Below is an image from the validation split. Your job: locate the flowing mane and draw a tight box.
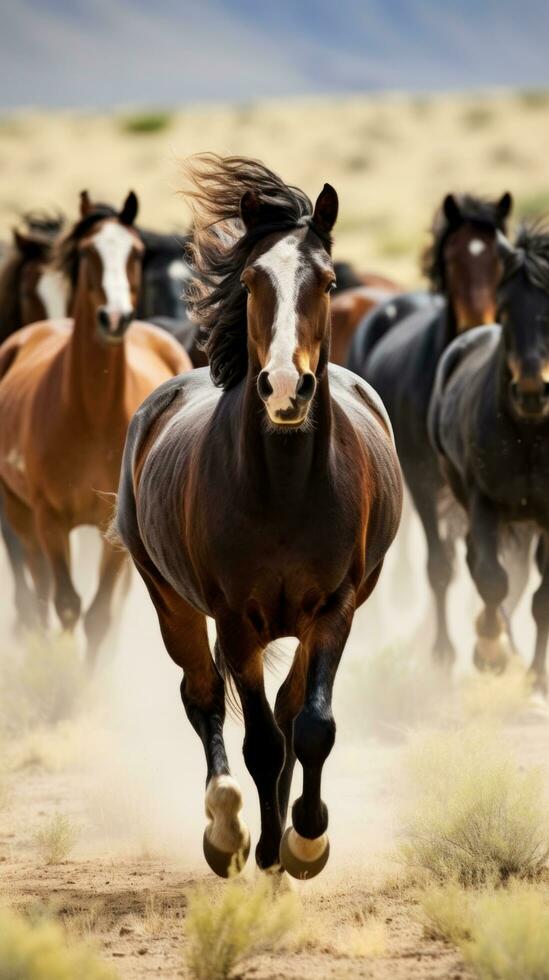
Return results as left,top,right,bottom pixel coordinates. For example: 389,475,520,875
421,193,508,292
505,219,549,294
183,153,330,389
54,202,117,286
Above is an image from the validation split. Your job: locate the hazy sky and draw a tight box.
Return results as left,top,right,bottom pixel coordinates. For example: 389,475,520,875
1,0,548,109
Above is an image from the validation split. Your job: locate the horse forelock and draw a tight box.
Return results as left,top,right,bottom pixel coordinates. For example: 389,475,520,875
182,154,332,390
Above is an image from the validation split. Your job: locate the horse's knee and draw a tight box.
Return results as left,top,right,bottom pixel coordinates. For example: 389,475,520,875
293,704,336,769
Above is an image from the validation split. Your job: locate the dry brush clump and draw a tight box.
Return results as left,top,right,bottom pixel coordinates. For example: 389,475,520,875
0,906,117,980
185,876,299,980
34,812,79,865
400,728,549,885
420,882,549,980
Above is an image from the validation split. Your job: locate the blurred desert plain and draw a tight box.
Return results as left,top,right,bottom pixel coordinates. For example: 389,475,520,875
2,88,549,283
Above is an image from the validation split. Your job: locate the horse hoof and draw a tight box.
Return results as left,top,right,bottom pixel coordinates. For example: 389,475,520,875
279,827,330,880
473,633,512,674
203,828,250,878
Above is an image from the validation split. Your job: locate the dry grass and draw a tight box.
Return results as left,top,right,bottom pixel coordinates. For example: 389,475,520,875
459,661,530,724
2,90,549,284
420,882,549,980
0,906,117,980
185,877,299,980
400,729,549,885
0,633,85,738
34,812,79,865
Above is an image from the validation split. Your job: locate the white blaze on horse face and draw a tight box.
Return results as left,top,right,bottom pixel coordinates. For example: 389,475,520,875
256,236,303,413
468,238,487,257
93,223,134,314
36,270,69,320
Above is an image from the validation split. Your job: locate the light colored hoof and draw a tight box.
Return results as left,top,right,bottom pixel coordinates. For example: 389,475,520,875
473,630,513,674
279,827,330,881
203,775,250,879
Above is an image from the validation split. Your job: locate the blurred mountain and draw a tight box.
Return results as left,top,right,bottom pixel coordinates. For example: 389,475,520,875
1,0,548,108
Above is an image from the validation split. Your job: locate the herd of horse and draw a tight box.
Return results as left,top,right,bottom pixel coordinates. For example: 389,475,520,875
0,152,548,882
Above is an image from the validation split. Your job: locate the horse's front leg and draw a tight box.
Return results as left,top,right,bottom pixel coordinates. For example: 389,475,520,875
466,492,511,672
83,538,130,668
34,505,81,632
217,625,285,872
279,587,353,880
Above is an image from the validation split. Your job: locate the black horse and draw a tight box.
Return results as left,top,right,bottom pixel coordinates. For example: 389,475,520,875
429,222,549,696
137,228,191,320
348,191,512,666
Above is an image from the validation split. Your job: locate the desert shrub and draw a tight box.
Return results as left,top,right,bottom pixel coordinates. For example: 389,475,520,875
119,111,172,135
0,907,116,980
0,633,84,737
517,88,549,109
185,877,299,980
420,882,549,980
462,885,549,980
34,812,78,865
400,729,549,885
461,105,494,129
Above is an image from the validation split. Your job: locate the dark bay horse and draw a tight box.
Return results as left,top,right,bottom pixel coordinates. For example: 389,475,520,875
348,191,512,667
429,223,549,695
0,211,66,343
113,155,402,879
0,192,191,660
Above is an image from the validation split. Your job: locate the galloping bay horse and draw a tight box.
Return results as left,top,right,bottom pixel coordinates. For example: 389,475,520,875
0,191,191,660
113,155,402,880
429,223,549,696
349,191,512,667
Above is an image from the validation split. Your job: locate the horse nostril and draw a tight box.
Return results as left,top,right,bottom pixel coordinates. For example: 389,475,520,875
97,308,110,329
296,372,316,402
257,370,273,401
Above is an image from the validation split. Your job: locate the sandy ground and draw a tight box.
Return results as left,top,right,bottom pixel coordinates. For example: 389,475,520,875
1,89,549,283
1,511,548,978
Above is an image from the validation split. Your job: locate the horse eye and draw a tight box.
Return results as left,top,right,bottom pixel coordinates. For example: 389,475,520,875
241,281,250,294
326,281,336,294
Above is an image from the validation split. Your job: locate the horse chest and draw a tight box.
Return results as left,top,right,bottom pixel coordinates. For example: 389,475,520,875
473,429,549,525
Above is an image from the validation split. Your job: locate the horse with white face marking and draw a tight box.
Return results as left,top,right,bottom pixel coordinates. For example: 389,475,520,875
0,190,191,657
113,155,402,880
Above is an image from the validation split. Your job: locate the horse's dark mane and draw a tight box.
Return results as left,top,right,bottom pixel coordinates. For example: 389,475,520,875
183,153,329,389
506,219,549,295
421,194,508,292
54,203,118,285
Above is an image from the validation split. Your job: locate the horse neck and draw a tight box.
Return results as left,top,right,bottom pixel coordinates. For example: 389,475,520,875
239,362,332,494
65,282,126,426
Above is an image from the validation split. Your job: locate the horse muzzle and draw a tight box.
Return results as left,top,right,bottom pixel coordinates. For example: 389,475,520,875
509,379,549,422
96,307,134,344
257,369,316,427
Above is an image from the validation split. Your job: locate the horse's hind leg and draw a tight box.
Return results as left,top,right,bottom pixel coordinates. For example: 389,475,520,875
466,493,511,673
34,505,80,632
409,478,456,669
83,539,130,668
136,565,250,877
529,533,549,697
279,585,354,880
1,486,50,630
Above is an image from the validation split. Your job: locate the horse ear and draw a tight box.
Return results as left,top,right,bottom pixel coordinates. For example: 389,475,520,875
497,191,513,224
443,193,461,226
120,191,139,226
239,190,263,230
312,183,339,235
80,190,92,218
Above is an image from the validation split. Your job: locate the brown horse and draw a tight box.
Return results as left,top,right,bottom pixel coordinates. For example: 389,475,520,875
330,283,399,365
113,155,402,880
0,191,191,661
